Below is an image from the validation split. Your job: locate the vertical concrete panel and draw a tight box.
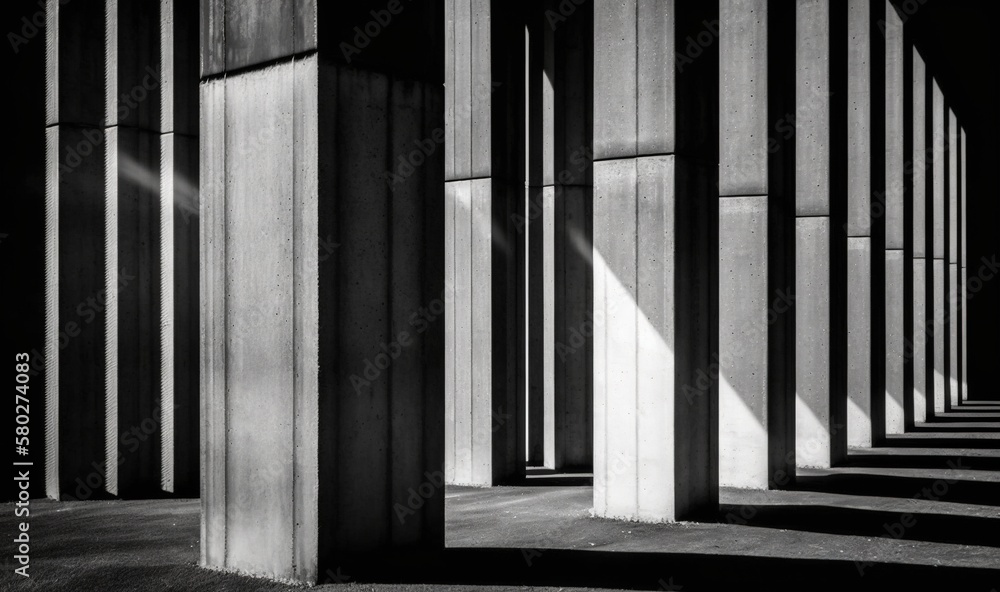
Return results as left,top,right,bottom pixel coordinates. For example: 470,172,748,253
44,126,60,499
933,259,945,415
796,217,835,467
885,251,905,433
223,64,295,577
719,196,770,487
636,156,675,521
795,0,830,217
847,238,872,447
912,261,927,423
470,0,492,177
542,186,556,467
334,69,391,549
592,159,637,519
719,0,768,197
292,56,319,582
452,0,472,179
199,77,226,568
470,179,493,485
451,181,473,484
636,0,675,155
593,0,636,160
444,182,457,479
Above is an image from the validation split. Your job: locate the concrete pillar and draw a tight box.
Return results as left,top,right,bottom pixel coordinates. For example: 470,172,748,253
846,0,887,448
593,0,718,521
883,1,905,436
159,0,200,496
795,0,848,468
958,128,969,401
445,0,524,486
104,0,162,499
948,108,959,409
44,0,108,499
931,79,945,417
719,0,795,490
200,1,445,582
525,0,593,471
910,49,929,425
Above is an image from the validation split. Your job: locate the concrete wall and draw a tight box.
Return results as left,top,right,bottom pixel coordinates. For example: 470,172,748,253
931,79,945,416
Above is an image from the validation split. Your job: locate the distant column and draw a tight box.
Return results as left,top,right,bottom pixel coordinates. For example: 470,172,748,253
948,109,959,409
910,49,929,425
45,0,108,500
593,0,718,521
445,0,525,486
960,128,968,402
104,0,162,499
795,0,848,468
719,0,796,490
931,80,945,417
883,1,906,436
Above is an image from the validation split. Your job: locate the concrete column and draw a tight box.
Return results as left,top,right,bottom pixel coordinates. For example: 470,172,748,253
795,0,848,468
719,0,795,490
445,0,524,486
948,108,959,409
846,0,887,448
200,1,445,582
883,1,905,436
159,0,200,496
44,0,108,499
931,79,945,417
960,128,967,402
910,49,929,425
525,0,593,471
104,0,162,499
593,0,718,521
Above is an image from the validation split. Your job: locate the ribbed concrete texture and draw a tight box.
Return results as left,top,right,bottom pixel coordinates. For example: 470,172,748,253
444,0,524,486
524,2,593,471
159,0,200,496
883,0,905,436
104,0,162,499
45,0,108,500
593,0,718,522
931,80,946,416
200,1,444,583
794,0,848,469
718,0,795,490
910,49,929,425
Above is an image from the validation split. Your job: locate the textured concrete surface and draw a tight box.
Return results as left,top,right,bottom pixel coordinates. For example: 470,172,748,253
718,0,795,490
911,49,928,425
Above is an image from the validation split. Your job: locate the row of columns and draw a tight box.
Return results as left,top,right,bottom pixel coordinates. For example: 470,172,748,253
44,0,199,500
443,0,971,513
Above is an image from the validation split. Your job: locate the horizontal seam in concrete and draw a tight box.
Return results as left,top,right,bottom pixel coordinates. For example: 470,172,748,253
886,247,904,252
448,175,492,182
199,49,318,82
45,121,108,129
104,123,161,132
794,214,832,219
719,193,768,199
160,131,199,140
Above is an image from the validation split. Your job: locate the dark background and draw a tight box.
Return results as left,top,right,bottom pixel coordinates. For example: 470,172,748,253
3,0,997,492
